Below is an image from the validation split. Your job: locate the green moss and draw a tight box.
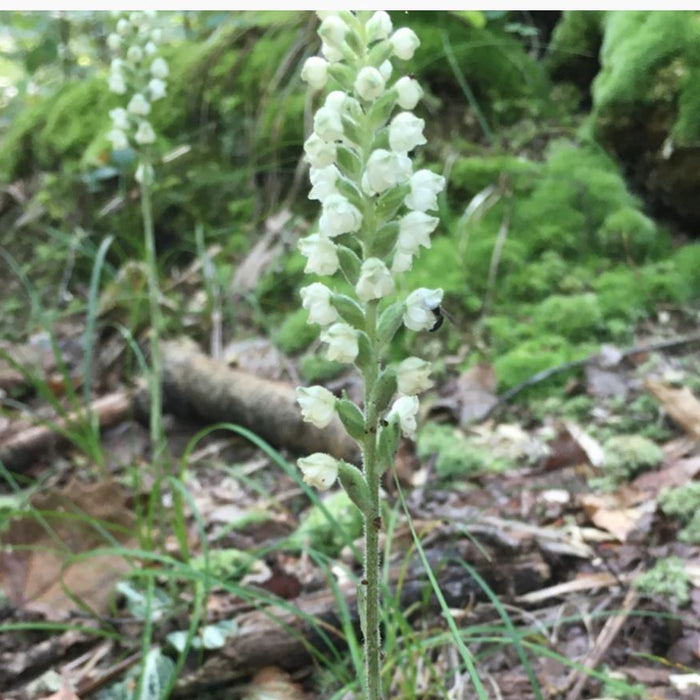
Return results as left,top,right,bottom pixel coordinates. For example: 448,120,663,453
289,490,363,557
635,556,691,607
672,243,700,300
190,548,257,582
599,207,658,259
299,353,346,383
659,482,700,544
603,434,663,481
417,422,507,477
449,154,539,200
546,12,604,83
532,293,603,342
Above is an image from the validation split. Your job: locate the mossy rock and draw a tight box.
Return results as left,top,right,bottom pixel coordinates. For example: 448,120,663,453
592,11,700,227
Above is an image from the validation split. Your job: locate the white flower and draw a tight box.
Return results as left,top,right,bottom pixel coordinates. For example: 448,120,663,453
366,11,393,42
108,72,127,95
394,76,423,110
134,120,156,145
314,106,344,142
107,33,121,51
403,287,443,332
390,27,420,60
109,107,129,130
297,453,339,490
298,234,339,276
362,149,412,195
321,323,360,363
151,28,162,43
391,249,413,273
319,194,363,237
387,395,419,439
405,169,445,211
129,11,144,26
148,78,167,101
304,133,337,168
150,57,169,79
108,128,129,150
296,386,337,429
318,14,348,48
397,211,438,255
324,90,346,113
144,41,157,56
396,357,433,395
308,165,339,201
355,257,395,302
389,112,426,153
321,41,344,63
379,60,393,81
127,93,150,116
135,162,154,184
354,66,385,102
126,44,143,63
110,58,125,73
301,56,329,90
300,283,339,326
116,18,130,36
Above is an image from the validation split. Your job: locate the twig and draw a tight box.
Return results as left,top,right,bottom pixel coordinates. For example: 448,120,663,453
482,331,700,419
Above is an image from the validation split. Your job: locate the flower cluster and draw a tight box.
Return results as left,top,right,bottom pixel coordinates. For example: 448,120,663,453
295,11,445,493
106,11,168,184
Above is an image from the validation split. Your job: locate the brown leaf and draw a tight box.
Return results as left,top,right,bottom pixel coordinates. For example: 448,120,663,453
645,380,700,439
0,479,136,620
456,363,498,426
243,666,304,700
579,493,656,543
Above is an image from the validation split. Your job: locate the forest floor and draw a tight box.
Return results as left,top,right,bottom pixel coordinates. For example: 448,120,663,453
1,300,699,700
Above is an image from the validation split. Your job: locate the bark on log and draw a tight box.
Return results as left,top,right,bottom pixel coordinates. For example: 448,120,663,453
173,535,551,695
150,337,359,463
0,392,132,472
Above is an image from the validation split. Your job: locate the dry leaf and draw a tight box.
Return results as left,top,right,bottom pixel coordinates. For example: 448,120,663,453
645,380,700,439
0,479,136,620
243,666,304,700
37,679,81,700
580,493,655,543
457,363,498,426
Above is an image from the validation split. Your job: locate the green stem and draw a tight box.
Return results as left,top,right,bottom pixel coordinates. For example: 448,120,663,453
140,166,166,547
362,300,383,700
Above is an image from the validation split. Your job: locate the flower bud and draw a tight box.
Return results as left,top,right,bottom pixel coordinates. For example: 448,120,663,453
355,257,395,302
127,93,151,116
390,27,420,60
362,149,412,195
297,453,339,490
135,162,154,184
394,76,423,110
108,72,127,95
396,357,433,395
148,78,167,101
150,57,169,79
144,41,157,55
391,249,413,273
151,28,162,43
366,11,393,42
304,133,337,168
397,211,438,255
314,106,344,142
324,90,347,113
389,112,426,153
320,322,360,363
403,287,443,332
318,14,348,48
296,386,337,429
298,234,340,276
319,193,363,237
354,66,385,102
300,282,339,326
109,107,130,130
134,120,156,145
321,41,344,63
116,18,130,36
127,44,143,63
107,33,121,51
301,56,329,90
108,128,129,150
405,169,445,212
308,165,339,201
379,60,393,81
387,395,419,439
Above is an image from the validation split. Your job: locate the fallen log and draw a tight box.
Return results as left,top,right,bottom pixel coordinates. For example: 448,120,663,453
143,337,359,463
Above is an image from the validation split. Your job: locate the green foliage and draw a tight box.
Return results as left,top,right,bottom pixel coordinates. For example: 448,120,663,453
417,422,506,477
289,490,363,557
532,293,603,342
593,434,663,491
546,11,604,83
190,548,257,581
659,482,700,544
599,207,658,259
635,556,691,607
449,154,539,201
299,353,346,383
272,307,319,354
